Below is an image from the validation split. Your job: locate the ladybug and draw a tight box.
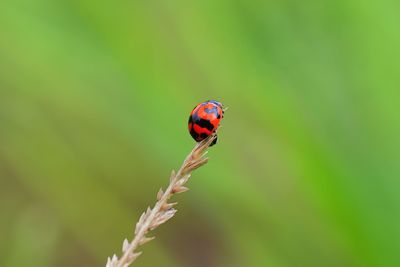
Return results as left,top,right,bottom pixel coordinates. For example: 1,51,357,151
188,100,224,146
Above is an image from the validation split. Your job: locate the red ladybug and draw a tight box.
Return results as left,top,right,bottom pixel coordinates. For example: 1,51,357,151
188,100,224,146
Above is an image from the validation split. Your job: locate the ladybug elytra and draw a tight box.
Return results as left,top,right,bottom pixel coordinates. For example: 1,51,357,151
188,100,224,146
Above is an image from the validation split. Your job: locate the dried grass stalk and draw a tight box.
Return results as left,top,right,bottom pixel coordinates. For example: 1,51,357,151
106,133,218,267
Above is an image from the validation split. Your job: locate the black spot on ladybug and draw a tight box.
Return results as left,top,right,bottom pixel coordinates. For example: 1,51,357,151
196,118,215,131
190,112,215,131
190,129,199,140
200,133,208,139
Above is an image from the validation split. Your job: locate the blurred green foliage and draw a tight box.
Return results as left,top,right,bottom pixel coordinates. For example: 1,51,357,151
1,0,399,266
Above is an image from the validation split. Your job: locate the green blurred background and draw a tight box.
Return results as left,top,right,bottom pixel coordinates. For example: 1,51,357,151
1,0,399,266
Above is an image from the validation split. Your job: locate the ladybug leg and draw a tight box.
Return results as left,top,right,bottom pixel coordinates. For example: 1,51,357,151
210,135,218,147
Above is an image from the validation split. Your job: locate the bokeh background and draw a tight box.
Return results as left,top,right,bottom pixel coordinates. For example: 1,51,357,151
1,0,399,266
